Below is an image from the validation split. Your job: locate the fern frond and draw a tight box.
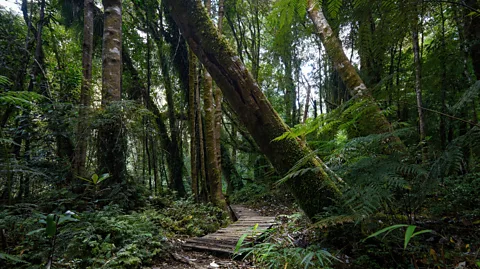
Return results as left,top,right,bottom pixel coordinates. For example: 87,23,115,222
0,75,12,88
326,0,343,18
452,80,480,114
0,91,44,108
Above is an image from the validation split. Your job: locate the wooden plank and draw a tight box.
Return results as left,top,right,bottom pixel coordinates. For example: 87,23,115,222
182,205,276,255
183,243,234,254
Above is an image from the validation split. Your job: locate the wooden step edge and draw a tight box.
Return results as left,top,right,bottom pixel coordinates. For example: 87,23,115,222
182,243,234,254
185,238,239,245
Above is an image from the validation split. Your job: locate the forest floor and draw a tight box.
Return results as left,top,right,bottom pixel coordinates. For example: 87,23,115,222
158,249,254,269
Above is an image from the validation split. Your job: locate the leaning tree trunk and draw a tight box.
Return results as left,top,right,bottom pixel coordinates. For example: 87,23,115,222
73,0,94,178
98,0,126,183
164,0,339,219
306,0,400,139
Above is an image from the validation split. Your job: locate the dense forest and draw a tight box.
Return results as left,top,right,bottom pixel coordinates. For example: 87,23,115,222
1,0,479,267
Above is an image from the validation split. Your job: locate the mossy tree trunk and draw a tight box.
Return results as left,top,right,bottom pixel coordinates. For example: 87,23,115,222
214,0,225,181
164,0,339,219
197,80,209,202
202,0,226,210
306,0,402,141
189,48,199,201
73,0,94,178
98,0,126,183
203,70,225,208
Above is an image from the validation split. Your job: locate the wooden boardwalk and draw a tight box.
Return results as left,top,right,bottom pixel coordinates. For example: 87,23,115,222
182,205,276,254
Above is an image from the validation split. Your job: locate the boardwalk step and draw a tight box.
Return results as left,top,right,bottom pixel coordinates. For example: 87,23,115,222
182,205,276,255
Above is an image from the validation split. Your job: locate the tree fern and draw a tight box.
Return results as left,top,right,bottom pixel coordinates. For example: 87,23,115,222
0,75,11,88
452,80,480,115
0,91,45,108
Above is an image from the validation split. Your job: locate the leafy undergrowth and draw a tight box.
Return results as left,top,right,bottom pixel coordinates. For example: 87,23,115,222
0,197,229,268
231,172,480,268
234,210,480,269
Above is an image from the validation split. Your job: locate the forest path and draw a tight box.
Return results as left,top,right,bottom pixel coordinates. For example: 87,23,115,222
182,205,276,255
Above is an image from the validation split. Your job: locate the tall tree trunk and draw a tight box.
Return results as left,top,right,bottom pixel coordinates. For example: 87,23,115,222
306,0,399,139
164,0,339,219
189,48,199,201
439,3,448,150
282,54,296,126
465,0,480,80
28,0,46,94
463,0,479,123
302,74,312,123
162,59,186,197
203,0,225,209
197,80,209,202
98,0,126,183
411,1,427,162
204,71,225,208
214,0,225,192
73,0,94,178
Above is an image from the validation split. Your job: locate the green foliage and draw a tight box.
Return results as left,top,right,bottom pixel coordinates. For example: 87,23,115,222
0,91,45,109
236,214,337,269
62,206,168,268
0,198,229,268
78,173,111,186
0,252,29,264
239,243,336,269
152,197,229,236
230,183,268,204
430,173,480,217
0,75,11,87
364,224,433,250
452,80,480,114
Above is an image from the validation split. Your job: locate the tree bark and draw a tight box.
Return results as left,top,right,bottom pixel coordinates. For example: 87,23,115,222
465,0,480,80
302,74,312,123
73,0,94,178
197,78,209,202
28,0,46,94
164,0,339,219
189,48,199,201
306,0,403,142
204,70,225,208
411,2,427,162
98,0,127,183
215,0,225,182
202,0,225,209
